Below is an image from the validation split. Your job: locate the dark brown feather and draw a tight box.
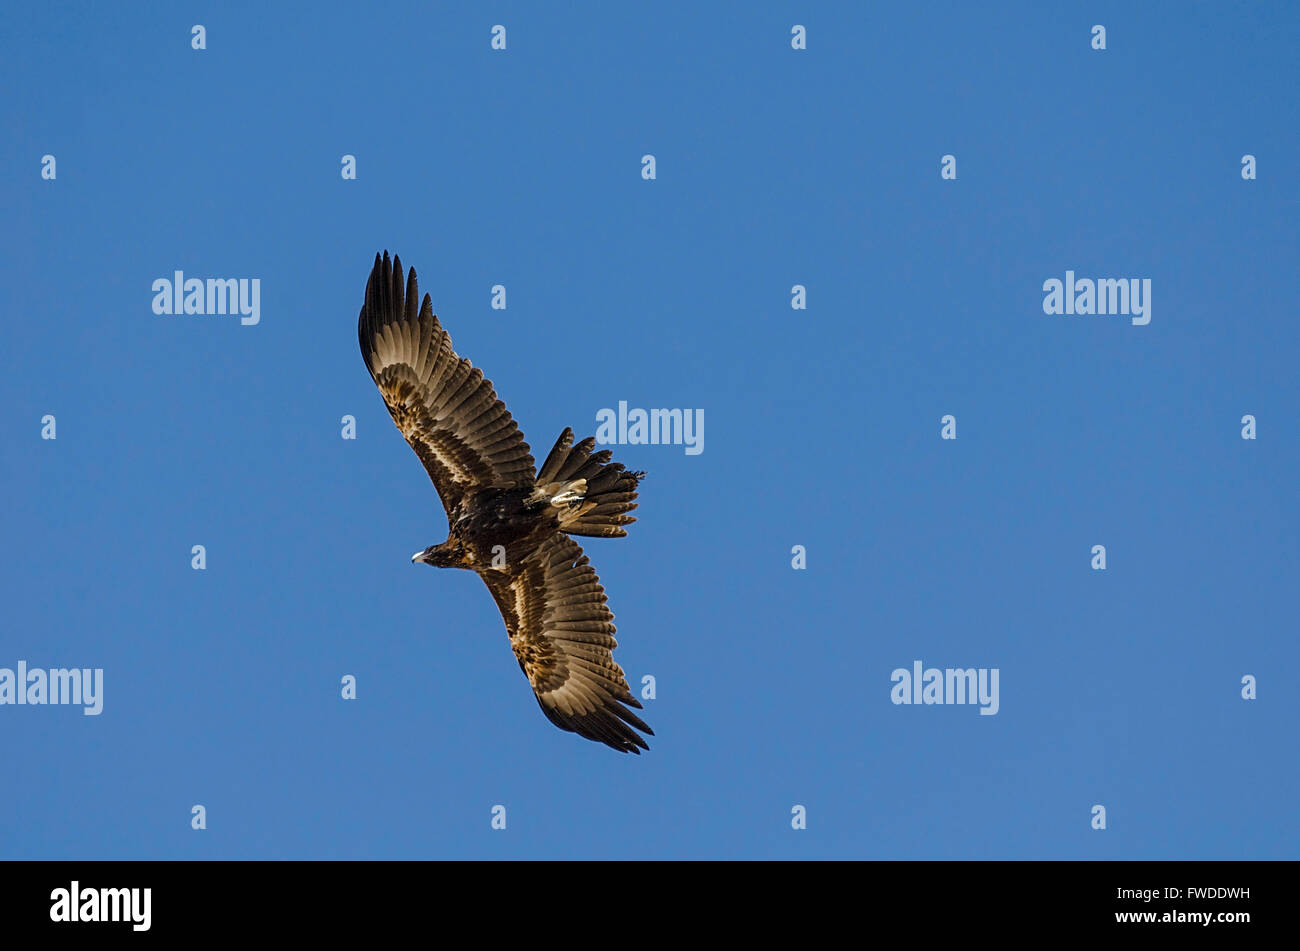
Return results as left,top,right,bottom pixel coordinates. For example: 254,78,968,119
358,251,536,518
480,534,653,754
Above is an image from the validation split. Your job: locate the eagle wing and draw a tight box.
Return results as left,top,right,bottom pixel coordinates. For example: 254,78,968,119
480,533,653,754
358,251,536,520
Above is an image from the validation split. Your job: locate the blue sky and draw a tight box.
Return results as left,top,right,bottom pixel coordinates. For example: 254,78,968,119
2,1,1296,859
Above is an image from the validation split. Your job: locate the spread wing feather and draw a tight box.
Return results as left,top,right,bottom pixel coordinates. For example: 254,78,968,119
481,534,653,754
358,251,535,520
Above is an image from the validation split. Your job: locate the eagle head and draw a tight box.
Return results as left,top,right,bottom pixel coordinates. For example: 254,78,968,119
412,539,466,568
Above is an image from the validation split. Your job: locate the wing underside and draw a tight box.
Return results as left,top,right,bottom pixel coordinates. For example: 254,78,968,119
481,534,653,754
358,251,535,518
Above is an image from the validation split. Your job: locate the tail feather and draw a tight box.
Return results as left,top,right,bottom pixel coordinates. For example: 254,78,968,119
554,436,599,481
536,428,575,484
585,466,626,495
535,427,644,538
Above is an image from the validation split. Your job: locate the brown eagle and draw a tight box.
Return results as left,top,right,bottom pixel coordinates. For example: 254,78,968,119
358,251,652,753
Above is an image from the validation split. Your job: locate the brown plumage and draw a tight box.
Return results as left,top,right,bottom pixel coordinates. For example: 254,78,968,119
358,251,652,753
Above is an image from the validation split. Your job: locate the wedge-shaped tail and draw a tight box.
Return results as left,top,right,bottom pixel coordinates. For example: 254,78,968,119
533,427,644,538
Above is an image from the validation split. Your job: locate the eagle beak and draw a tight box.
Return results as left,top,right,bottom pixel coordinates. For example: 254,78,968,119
411,550,426,564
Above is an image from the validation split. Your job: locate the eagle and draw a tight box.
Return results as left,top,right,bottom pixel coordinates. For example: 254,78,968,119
358,251,653,754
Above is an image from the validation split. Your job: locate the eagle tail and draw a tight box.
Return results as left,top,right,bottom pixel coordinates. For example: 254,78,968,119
534,428,643,538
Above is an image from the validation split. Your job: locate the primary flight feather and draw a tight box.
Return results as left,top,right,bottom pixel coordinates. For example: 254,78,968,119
358,251,652,753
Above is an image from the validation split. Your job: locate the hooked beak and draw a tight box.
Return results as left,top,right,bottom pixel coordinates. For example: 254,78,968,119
411,550,427,564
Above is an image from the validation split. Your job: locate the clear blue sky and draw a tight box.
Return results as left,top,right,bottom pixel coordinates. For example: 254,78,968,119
2,2,1296,859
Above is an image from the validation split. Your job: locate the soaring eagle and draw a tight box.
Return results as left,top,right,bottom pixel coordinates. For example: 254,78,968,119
358,251,653,753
